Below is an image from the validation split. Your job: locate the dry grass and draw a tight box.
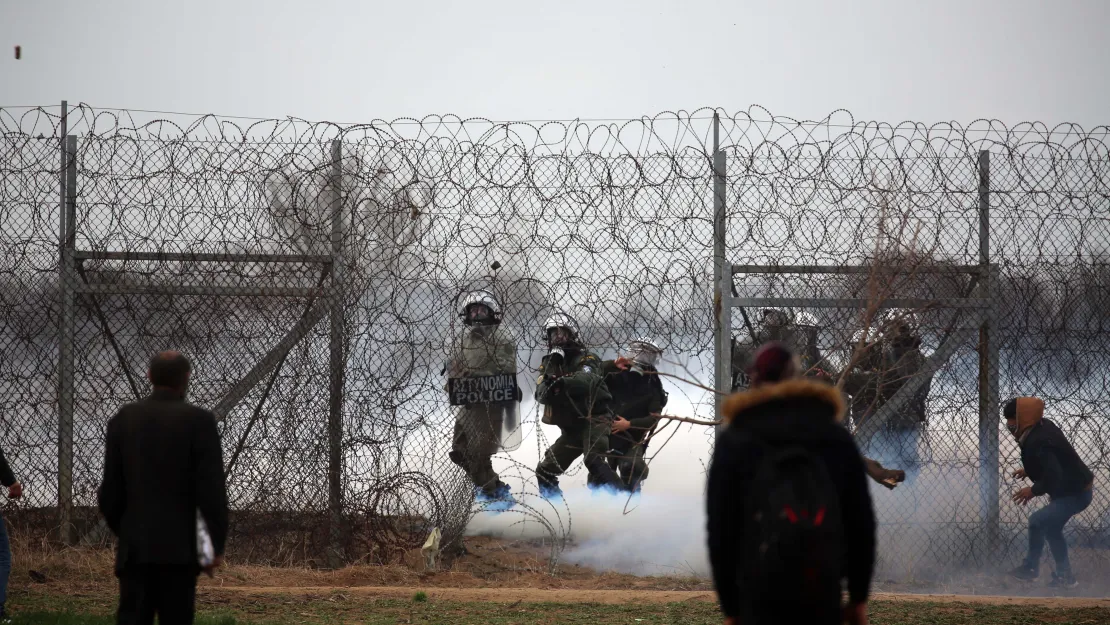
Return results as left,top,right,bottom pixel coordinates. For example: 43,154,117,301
9,536,1110,624
9,534,710,594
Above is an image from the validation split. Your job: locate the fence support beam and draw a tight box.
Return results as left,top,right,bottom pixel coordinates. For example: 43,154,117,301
977,149,1000,559
712,113,730,436
58,133,77,546
326,139,346,569
728,297,988,310
211,297,331,421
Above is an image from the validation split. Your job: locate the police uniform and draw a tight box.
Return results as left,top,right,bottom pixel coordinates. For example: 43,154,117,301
534,348,624,496
446,305,519,499
731,322,823,391
840,330,930,474
596,359,668,492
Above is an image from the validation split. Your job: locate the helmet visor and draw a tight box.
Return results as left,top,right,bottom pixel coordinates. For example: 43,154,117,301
628,345,662,368
548,327,573,346
465,303,493,324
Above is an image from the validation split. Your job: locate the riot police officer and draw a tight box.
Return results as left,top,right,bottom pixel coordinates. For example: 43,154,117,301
596,337,668,493
534,312,625,499
444,290,520,502
840,310,931,481
732,308,825,391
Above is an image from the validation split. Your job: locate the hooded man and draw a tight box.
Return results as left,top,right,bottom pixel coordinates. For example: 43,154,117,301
707,342,875,625
1005,397,1095,588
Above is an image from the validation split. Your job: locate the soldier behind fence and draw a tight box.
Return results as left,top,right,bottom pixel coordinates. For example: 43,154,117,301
590,337,669,493
445,290,521,503
534,313,625,498
840,311,931,483
731,308,824,392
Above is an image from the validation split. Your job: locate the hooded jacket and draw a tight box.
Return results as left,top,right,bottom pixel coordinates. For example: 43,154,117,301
1012,397,1094,500
706,379,876,620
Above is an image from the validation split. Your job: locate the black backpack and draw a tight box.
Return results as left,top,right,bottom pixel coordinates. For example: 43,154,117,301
741,441,845,603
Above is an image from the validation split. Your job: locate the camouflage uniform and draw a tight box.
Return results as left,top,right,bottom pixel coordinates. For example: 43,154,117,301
446,325,518,498
535,349,624,495
731,322,824,391
841,338,931,474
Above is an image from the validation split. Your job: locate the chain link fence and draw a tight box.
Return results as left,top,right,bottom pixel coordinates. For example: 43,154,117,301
0,104,1107,579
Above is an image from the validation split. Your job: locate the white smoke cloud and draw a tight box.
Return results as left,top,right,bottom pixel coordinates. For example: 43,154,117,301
465,484,709,578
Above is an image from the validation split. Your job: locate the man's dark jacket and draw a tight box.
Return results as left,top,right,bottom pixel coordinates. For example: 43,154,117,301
0,446,17,488
1013,397,1094,500
706,378,876,622
600,361,666,450
97,389,229,575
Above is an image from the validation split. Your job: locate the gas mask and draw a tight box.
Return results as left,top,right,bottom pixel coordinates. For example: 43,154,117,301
466,303,494,325
626,339,663,376
547,327,576,362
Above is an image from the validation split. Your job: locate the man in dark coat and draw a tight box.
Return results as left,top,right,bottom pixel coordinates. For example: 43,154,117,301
707,342,875,625
98,351,229,625
0,445,23,622
1005,397,1095,587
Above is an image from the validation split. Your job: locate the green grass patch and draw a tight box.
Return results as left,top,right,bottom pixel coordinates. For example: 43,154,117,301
9,588,1110,625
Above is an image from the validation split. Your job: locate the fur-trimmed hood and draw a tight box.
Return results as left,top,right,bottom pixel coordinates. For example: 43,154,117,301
723,378,847,425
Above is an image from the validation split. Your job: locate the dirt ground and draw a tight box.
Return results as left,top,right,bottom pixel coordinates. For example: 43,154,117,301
12,534,1110,611
206,585,1110,609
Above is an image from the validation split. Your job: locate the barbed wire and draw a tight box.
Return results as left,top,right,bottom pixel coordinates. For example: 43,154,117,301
1,104,1108,578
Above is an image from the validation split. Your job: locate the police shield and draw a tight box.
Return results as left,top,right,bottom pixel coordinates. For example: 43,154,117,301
498,400,522,452
447,373,522,452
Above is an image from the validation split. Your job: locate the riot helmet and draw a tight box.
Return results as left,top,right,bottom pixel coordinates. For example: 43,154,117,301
626,336,663,373
542,312,581,349
457,290,502,326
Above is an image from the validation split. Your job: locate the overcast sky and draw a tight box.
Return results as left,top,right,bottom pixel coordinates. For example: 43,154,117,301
3,0,1109,127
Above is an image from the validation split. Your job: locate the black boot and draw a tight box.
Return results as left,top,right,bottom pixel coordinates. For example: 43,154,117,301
583,455,628,493
537,471,563,500
449,449,468,470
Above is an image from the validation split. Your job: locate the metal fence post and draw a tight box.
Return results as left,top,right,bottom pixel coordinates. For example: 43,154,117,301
977,149,1000,561
712,113,730,436
326,139,346,568
58,132,77,545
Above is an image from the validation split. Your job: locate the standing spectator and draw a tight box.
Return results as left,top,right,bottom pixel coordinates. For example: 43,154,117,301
1005,397,1095,588
0,446,23,623
707,342,876,625
98,351,229,625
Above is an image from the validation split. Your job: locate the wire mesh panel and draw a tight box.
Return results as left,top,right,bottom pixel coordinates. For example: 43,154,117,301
0,104,1107,579
720,109,1110,579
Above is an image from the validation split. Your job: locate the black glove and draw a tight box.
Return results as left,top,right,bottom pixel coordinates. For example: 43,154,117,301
515,387,523,402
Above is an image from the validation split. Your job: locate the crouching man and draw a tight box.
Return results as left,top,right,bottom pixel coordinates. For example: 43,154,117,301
1005,397,1095,588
